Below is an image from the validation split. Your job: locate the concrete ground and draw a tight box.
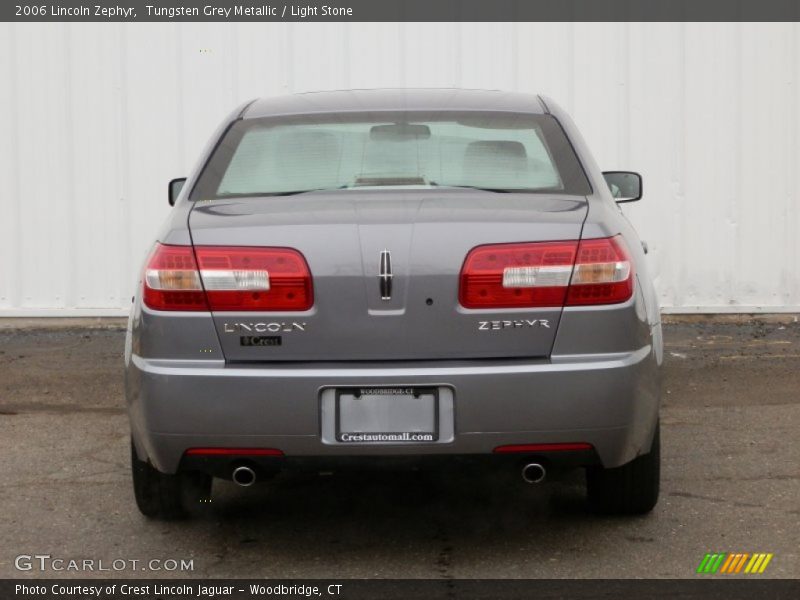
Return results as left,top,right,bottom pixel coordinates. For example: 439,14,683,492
0,317,797,579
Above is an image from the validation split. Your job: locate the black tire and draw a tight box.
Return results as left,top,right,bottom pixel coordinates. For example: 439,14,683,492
586,422,660,515
131,441,211,520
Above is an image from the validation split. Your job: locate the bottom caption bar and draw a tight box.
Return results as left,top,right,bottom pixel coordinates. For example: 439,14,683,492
4,579,800,600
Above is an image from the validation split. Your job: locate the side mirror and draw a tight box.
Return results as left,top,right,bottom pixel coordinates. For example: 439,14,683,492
168,178,187,206
602,171,642,203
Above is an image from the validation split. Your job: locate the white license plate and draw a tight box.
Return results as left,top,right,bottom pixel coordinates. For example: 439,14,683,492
336,387,438,443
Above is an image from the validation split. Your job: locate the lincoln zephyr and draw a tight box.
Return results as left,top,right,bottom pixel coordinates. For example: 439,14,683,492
125,89,662,519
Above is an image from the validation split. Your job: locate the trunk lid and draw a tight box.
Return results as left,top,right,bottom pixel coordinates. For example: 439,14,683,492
188,190,587,361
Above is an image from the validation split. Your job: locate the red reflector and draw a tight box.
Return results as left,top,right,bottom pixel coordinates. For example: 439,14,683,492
493,443,593,454
185,448,284,457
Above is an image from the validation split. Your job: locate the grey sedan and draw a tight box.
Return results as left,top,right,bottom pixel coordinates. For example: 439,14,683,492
126,89,662,519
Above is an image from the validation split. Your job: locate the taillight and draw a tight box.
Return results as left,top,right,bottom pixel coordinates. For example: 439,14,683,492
459,235,633,309
142,244,313,312
194,246,313,311
459,241,577,308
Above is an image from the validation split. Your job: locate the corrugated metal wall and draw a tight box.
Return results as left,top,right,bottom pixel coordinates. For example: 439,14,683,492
0,22,798,315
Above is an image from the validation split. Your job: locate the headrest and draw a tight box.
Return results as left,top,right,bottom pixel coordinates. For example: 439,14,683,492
276,130,341,167
274,130,342,187
464,140,527,165
462,140,529,185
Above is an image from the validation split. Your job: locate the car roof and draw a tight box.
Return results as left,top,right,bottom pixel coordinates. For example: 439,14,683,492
242,88,548,119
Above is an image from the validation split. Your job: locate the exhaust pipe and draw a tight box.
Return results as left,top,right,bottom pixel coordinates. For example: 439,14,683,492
521,463,546,484
232,465,256,487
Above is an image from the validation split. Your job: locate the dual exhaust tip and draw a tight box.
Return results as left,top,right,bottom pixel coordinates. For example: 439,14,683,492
234,462,545,486
521,462,546,484
231,465,257,487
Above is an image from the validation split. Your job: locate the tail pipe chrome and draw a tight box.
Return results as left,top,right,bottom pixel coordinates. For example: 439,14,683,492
521,463,546,484
231,465,257,487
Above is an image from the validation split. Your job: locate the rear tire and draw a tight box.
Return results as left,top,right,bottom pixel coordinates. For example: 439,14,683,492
131,441,211,520
586,422,660,515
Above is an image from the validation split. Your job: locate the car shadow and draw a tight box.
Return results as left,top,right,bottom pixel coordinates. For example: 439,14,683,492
188,464,594,552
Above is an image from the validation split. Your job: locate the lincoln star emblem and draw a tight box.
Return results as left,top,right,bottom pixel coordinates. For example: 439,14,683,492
378,249,393,301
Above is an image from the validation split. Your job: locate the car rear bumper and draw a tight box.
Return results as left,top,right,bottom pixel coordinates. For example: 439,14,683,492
126,345,660,474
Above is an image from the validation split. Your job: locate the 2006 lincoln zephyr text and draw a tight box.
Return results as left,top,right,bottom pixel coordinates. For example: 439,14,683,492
125,89,662,519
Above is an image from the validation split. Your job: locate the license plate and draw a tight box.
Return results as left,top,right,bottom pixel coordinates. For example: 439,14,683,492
336,387,439,443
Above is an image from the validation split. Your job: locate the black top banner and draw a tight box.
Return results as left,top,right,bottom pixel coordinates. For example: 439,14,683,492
5,0,800,22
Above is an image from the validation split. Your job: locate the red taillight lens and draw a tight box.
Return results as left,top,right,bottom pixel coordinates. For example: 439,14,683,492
459,241,578,308
142,244,208,311
194,246,313,311
142,244,313,312
459,236,633,309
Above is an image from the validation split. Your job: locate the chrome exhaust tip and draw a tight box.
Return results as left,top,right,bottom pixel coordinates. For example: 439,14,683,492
521,463,546,484
231,465,256,487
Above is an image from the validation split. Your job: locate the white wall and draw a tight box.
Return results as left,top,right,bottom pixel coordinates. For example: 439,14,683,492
0,22,798,315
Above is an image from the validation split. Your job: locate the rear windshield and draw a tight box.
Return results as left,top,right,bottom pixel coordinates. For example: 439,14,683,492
191,112,591,199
